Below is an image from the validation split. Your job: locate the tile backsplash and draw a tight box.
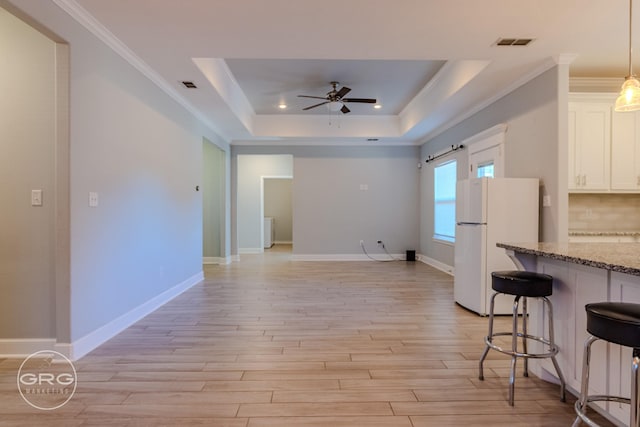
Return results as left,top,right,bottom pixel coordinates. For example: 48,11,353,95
569,193,640,231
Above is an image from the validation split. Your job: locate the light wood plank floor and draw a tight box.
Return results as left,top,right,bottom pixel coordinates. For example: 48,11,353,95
0,245,613,426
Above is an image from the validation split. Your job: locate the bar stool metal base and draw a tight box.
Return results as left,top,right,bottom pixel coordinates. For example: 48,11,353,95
479,292,567,406
572,336,640,427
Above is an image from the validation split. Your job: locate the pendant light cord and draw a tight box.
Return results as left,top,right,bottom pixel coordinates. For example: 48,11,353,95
630,0,634,78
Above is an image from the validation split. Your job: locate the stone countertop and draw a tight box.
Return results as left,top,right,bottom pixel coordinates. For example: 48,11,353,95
496,242,640,276
569,231,640,236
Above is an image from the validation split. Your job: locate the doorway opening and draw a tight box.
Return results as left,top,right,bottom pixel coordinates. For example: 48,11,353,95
262,177,293,253
203,139,226,264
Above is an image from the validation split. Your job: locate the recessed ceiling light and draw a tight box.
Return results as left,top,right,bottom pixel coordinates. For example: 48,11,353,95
373,104,382,109
278,103,287,109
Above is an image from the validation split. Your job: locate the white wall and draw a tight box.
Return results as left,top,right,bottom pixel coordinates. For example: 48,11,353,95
237,155,293,252
0,7,56,339
5,0,229,355
420,65,569,268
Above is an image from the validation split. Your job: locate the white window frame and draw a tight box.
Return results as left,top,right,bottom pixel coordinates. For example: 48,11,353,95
433,159,457,244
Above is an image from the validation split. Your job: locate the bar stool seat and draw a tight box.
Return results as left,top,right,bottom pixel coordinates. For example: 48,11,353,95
479,270,566,406
573,302,640,427
491,270,553,297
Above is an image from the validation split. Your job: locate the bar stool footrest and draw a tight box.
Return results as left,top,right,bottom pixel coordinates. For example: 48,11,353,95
574,395,630,427
484,332,559,359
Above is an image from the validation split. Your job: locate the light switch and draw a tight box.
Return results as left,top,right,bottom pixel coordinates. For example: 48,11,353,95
542,195,551,207
89,191,99,207
31,189,43,206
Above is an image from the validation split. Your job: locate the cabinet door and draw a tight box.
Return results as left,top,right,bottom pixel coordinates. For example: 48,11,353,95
568,104,579,190
579,103,611,190
611,111,640,190
569,101,611,191
608,273,640,424
533,260,608,396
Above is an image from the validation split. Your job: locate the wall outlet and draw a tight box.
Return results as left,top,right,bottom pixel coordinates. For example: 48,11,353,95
89,191,99,207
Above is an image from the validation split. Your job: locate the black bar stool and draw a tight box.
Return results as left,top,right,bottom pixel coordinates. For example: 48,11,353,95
573,302,640,427
479,270,567,406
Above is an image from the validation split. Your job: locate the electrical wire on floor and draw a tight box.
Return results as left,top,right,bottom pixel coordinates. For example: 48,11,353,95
360,240,398,262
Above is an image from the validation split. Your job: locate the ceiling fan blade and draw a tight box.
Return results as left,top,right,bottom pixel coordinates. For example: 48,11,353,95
336,86,351,98
340,105,351,114
303,101,329,110
298,95,328,100
342,98,377,104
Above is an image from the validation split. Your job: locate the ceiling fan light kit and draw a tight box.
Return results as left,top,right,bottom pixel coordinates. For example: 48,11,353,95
616,0,640,112
298,81,377,114
327,101,344,112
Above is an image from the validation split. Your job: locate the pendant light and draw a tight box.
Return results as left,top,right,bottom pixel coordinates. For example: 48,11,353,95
615,0,640,112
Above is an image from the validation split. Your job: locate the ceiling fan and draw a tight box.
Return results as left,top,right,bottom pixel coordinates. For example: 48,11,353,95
298,81,377,114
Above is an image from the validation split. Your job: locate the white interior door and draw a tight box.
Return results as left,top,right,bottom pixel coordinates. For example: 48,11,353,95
465,125,506,178
469,143,503,178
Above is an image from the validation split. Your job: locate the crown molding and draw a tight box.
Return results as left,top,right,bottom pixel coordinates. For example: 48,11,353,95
569,77,622,93
51,0,229,142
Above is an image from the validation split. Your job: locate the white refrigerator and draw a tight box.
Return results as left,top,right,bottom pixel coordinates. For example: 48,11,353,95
453,177,539,315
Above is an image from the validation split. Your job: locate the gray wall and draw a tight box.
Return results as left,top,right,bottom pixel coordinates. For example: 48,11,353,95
420,65,569,268
5,0,228,345
0,7,56,338
203,139,226,259
232,145,420,256
237,155,293,252
264,178,293,244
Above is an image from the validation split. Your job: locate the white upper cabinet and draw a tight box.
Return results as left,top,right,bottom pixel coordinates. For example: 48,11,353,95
611,110,640,190
568,99,611,191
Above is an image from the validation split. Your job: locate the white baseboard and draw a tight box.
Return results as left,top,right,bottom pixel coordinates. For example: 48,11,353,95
68,271,204,360
0,271,202,360
292,253,404,262
418,254,454,276
0,339,57,358
203,256,232,265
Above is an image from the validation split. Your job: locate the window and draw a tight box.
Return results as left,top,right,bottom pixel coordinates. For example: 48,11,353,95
477,161,494,178
434,160,457,243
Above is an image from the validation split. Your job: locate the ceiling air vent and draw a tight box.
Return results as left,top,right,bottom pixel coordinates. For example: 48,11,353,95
495,38,534,47
181,81,197,89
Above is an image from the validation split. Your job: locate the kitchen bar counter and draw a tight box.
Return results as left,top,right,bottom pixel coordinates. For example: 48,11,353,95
497,242,640,276
498,241,640,425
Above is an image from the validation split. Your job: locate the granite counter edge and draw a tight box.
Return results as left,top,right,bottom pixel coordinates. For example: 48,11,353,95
496,242,640,277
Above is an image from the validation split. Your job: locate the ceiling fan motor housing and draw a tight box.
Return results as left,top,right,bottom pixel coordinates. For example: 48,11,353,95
298,82,376,113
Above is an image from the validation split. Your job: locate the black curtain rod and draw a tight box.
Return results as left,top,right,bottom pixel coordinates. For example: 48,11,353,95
424,144,465,163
